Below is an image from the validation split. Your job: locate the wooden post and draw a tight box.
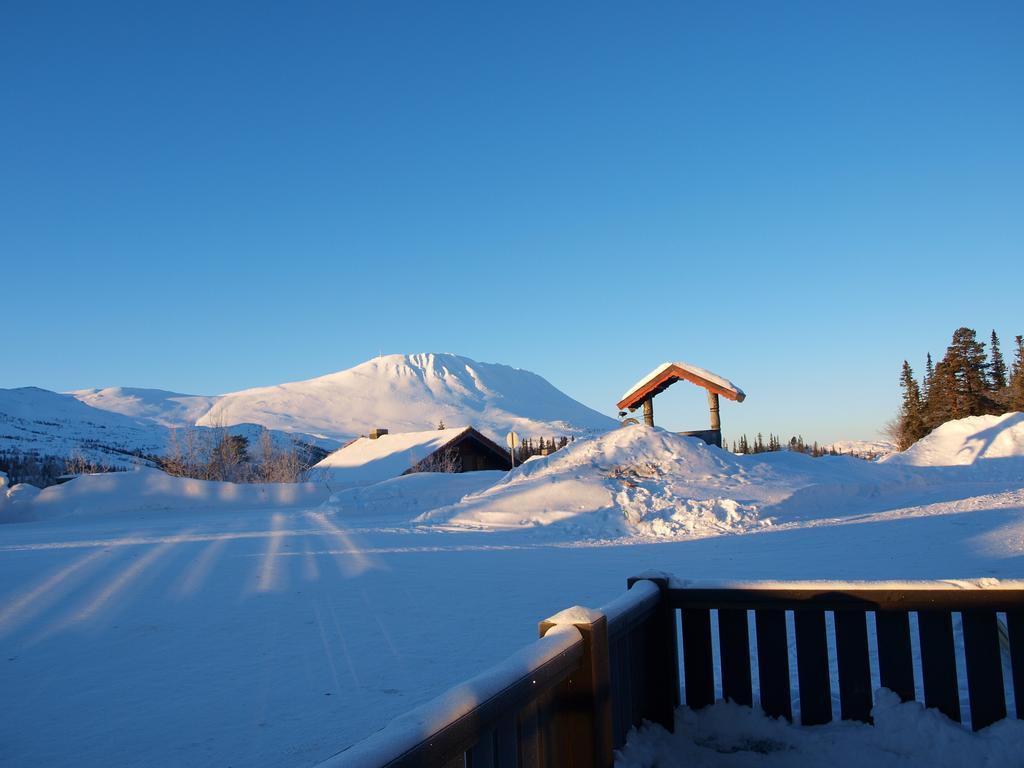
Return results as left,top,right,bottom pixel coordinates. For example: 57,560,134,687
707,391,722,447
627,576,679,730
539,611,614,768
642,397,654,427
707,391,720,430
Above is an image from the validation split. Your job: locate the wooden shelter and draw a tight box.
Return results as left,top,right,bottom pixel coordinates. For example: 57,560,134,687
617,361,746,447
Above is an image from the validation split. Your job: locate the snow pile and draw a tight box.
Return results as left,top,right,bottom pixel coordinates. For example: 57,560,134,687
616,691,1024,767
195,353,617,441
883,412,1024,473
0,468,329,523
418,426,917,538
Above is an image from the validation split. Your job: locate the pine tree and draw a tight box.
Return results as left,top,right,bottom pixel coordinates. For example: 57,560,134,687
923,353,934,399
1009,335,1024,411
942,327,996,417
897,360,927,449
924,358,958,428
989,330,1008,391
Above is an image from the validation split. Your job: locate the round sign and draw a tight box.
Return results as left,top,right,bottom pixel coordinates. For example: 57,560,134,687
506,431,521,449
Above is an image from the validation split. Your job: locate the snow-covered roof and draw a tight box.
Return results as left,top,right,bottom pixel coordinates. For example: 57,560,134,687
618,361,746,410
313,427,501,488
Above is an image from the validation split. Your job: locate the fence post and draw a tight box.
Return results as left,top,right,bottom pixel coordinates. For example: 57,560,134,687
539,608,614,768
628,575,679,732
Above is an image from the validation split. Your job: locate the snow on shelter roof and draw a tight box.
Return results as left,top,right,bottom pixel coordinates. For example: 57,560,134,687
618,361,746,410
313,427,501,488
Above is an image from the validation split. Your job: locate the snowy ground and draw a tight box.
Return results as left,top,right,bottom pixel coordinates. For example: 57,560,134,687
1,418,1023,767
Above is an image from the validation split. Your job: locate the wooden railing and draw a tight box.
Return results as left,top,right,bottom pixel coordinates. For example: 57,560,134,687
666,578,1024,731
317,577,1024,767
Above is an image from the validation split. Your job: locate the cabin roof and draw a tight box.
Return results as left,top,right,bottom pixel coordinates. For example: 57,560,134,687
617,361,746,411
313,426,507,488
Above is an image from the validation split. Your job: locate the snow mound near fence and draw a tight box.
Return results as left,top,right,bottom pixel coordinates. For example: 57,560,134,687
616,691,1024,768
417,426,922,538
0,468,329,523
882,412,1024,472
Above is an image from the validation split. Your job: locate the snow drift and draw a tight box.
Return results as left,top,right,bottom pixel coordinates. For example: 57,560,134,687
0,468,329,523
883,412,1024,473
417,426,921,538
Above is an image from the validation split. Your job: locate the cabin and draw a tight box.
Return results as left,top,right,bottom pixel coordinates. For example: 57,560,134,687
312,426,512,488
617,361,746,447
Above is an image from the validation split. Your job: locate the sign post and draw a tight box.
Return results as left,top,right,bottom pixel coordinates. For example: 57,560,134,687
505,431,520,468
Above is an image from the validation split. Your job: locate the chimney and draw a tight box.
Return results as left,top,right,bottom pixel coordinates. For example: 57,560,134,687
369,428,389,440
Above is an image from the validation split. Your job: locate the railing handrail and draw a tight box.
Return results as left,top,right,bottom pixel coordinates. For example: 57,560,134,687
602,578,661,640
316,624,584,768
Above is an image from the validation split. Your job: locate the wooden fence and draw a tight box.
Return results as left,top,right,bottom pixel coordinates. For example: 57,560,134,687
318,577,1024,768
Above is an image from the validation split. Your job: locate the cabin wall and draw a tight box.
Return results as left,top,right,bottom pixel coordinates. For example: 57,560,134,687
455,440,512,472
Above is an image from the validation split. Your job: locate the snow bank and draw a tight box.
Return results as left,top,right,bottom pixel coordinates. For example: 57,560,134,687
326,470,505,517
883,413,1024,473
616,691,1024,767
0,468,329,523
418,426,920,538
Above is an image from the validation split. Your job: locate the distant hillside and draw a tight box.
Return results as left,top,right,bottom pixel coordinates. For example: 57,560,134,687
70,387,218,427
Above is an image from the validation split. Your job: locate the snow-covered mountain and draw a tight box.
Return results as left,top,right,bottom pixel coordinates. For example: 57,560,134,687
0,387,336,470
2,354,615,471
192,353,617,441
826,439,896,460
0,387,172,465
70,387,218,428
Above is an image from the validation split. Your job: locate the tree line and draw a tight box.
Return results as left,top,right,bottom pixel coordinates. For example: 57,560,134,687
895,327,1024,450
730,434,842,457
159,427,327,483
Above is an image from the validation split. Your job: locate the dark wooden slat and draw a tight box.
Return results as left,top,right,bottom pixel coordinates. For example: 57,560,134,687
537,685,563,767
834,610,872,722
794,610,832,725
917,610,961,723
718,608,753,706
962,609,1007,730
1008,610,1024,719
875,610,915,702
754,609,792,721
608,637,628,748
668,587,1024,612
681,608,715,709
517,701,540,768
494,715,516,767
467,730,495,768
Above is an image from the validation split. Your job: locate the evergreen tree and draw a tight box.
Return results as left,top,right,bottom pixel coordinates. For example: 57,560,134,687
923,352,934,399
924,358,958,428
940,327,996,418
989,330,1008,391
1010,335,1024,411
897,361,927,449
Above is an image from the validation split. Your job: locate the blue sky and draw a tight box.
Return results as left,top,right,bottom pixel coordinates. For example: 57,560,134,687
2,1,1021,443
